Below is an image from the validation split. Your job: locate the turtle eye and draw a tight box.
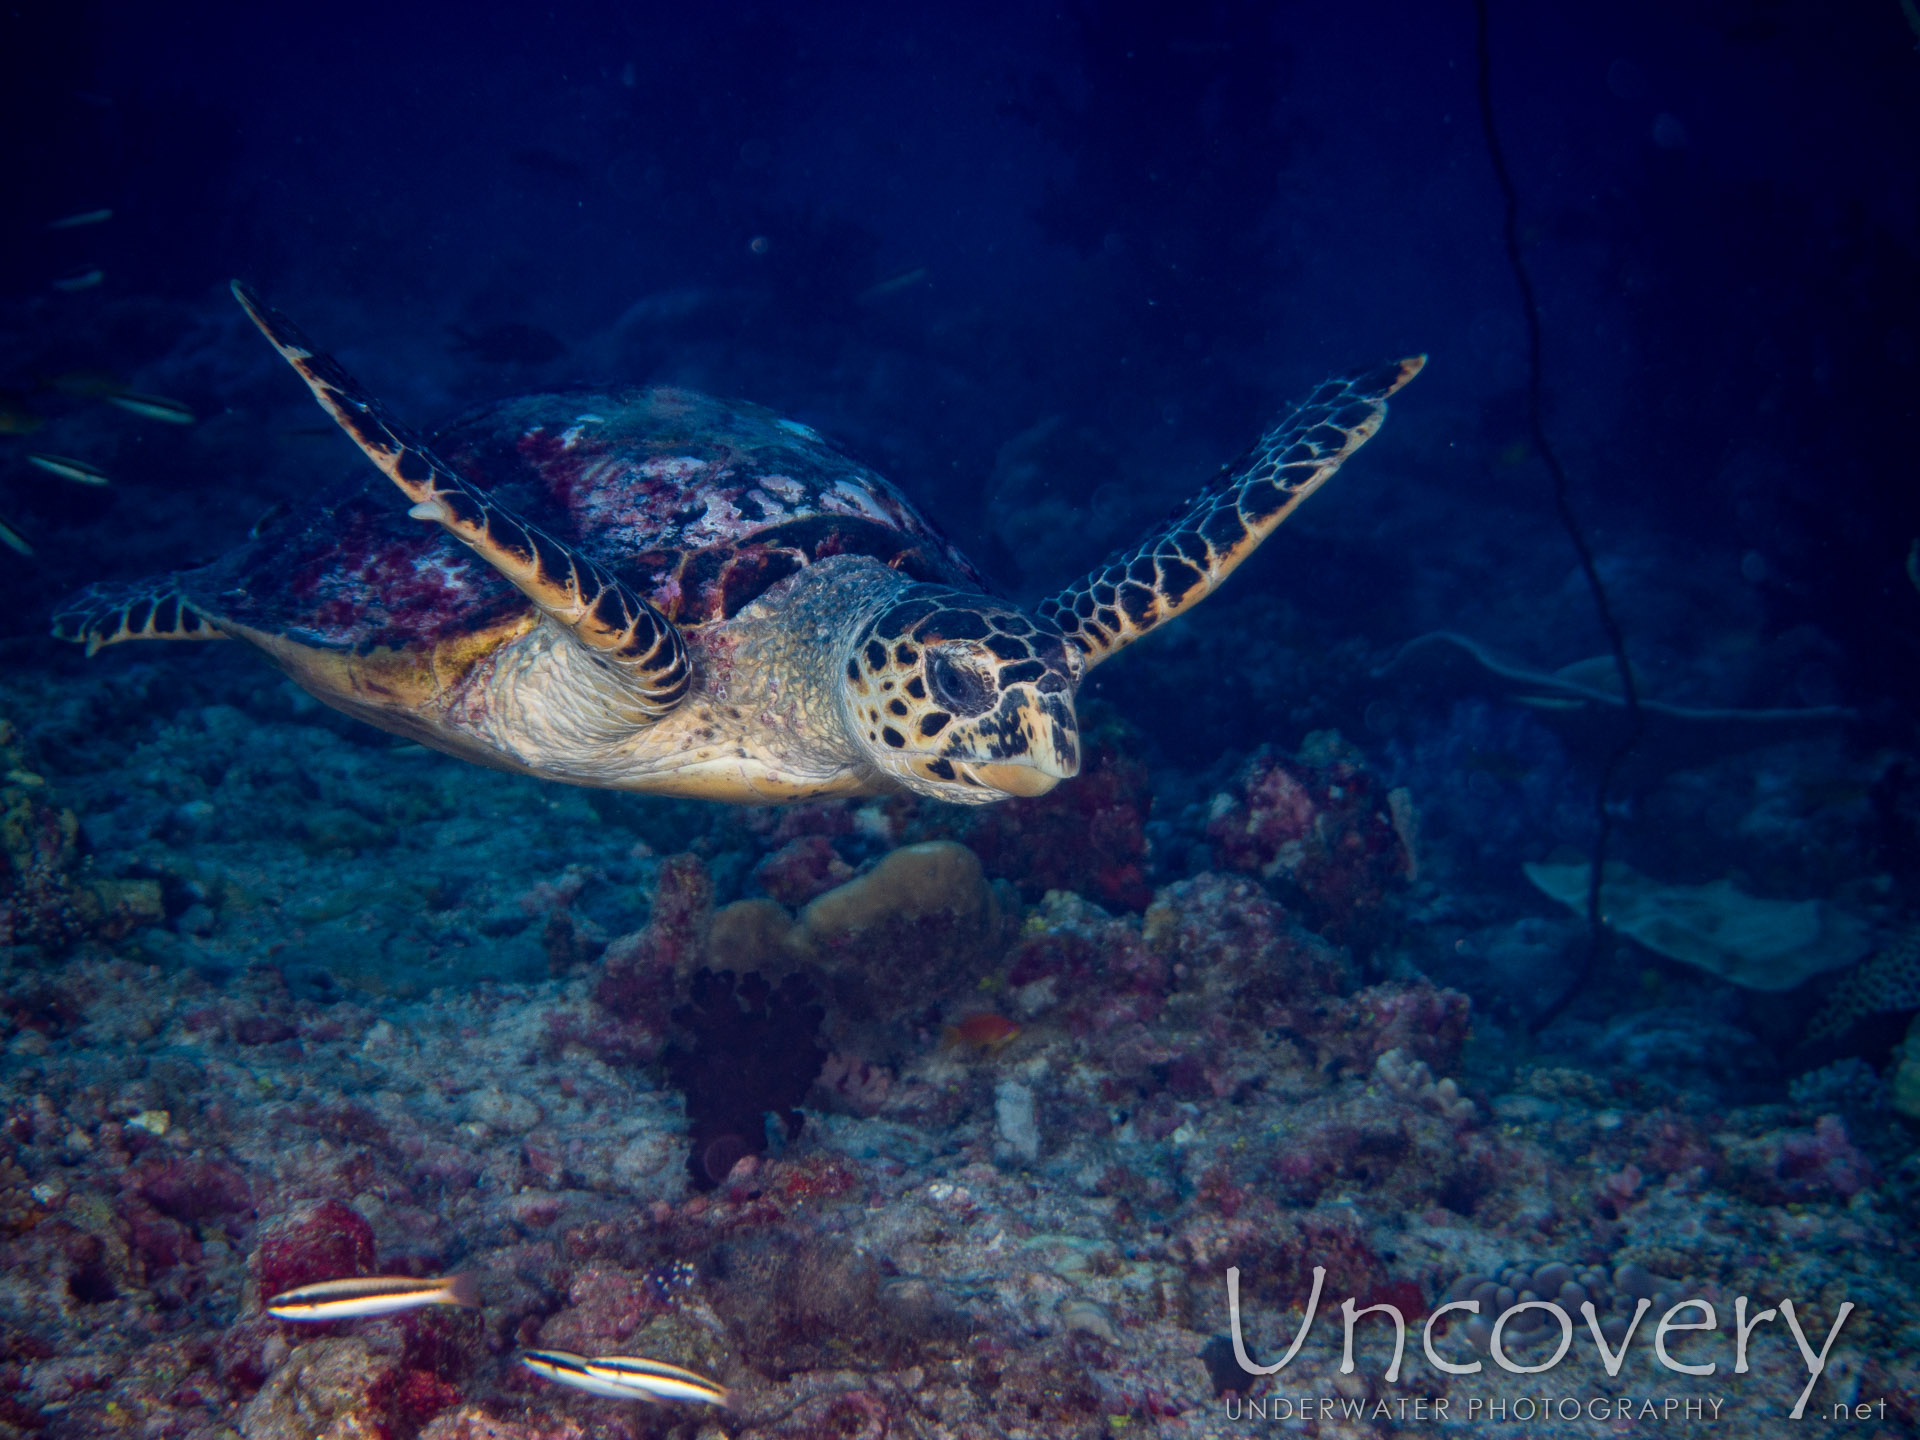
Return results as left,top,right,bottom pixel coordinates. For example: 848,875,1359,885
927,649,995,716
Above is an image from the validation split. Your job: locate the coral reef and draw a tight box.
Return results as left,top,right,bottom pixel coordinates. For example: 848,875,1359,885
1894,1015,1920,1119
1808,921,1920,1040
1437,1259,1678,1351
749,835,853,908
1206,730,1412,950
0,16,1915,1436
574,852,714,1065
665,968,827,1188
693,840,1015,1056
899,710,1155,910
0,719,163,954
1374,1047,1476,1123
795,841,1011,1031
0,659,1913,1439
1526,860,1873,991
251,1200,374,1304
1723,1113,1874,1204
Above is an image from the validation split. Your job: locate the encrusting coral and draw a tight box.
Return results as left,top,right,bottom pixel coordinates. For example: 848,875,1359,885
1374,630,1854,781
1893,1014,1920,1119
711,840,1015,1054
1206,730,1413,951
1525,859,1872,991
0,718,163,954
1806,921,1920,1040
0,651,1913,1436
895,709,1155,911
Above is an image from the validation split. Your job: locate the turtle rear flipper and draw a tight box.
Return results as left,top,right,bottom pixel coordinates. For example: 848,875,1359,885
1038,356,1423,668
52,581,229,656
230,281,692,724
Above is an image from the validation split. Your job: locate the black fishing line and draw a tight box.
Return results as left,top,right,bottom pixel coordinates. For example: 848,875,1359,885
1471,0,1645,1032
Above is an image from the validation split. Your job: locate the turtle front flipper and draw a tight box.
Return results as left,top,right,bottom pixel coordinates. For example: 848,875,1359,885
230,281,692,723
1038,356,1424,668
51,580,230,656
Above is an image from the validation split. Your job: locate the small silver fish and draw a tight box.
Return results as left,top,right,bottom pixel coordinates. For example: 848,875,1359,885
249,501,288,539
266,1272,478,1321
1513,695,1589,712
520,1350,728,1406
53,268,104,293
0,517,32,557
27,454,110,487
47,209,112,230
857,266,928,304
106,392,195,425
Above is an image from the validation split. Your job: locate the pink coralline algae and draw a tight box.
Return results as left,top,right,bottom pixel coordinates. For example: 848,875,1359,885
1729,1113,1874,1203
1630,1108,1721,1184
1319,977,1472,1076
1206,732,1412,948
899,717,1154,910
1006,903,1167,1033
239,1327,470,1440
532,1264,661,1353
751,834,854,907
371,1366,467,1435
572,851,715,1064
251,1198,377,1303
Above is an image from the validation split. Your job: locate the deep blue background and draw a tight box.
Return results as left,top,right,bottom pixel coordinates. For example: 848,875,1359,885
3,0,1917,750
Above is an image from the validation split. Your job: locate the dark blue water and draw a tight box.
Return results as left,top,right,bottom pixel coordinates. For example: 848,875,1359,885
1,4,1916,1436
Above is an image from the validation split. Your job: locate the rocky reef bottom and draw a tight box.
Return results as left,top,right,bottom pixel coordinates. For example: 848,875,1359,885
0,651,1915,1439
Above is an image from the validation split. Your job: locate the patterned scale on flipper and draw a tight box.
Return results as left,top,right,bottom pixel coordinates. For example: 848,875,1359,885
1039,356,1424,667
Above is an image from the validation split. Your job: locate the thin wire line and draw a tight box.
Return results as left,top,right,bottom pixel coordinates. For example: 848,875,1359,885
1471,0,1646,1031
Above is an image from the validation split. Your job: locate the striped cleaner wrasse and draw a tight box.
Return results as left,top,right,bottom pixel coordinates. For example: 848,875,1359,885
520,1350,728,1406
266,1272,478,1321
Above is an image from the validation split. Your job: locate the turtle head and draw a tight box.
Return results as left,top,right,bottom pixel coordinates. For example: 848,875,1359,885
840,588,1082,803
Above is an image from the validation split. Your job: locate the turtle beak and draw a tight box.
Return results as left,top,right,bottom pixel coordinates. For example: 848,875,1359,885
966,762,1063,797
964,687,1079,796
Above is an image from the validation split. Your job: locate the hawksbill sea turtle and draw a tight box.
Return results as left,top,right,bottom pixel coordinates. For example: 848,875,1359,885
52,282,1421,805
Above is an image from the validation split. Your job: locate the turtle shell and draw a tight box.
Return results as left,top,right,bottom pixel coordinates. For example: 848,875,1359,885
196,388,985,652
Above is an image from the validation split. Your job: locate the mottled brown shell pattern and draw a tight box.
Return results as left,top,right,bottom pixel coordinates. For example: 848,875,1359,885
59,296,988,669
